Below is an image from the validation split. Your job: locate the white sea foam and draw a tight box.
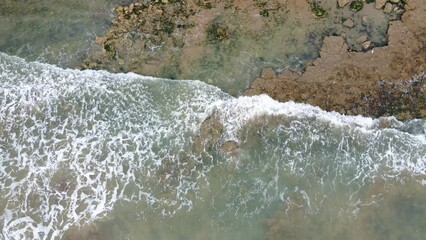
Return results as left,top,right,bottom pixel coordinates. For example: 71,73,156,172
0,53,229,239
212,94,376,139
208,94,426,218
0,53,425,239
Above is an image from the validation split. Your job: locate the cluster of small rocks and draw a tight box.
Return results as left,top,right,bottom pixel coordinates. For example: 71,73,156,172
375,0,405,14
338,0,365,11
337,0,406,51
340,17,372,50
338,0,405,14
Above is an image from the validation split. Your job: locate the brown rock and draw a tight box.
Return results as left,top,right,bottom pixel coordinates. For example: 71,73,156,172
362,41,372,49
220,141,239,155
356,35,368,44
361,16,369,26
384,3,394,13
95,36,107,45
261,68,277,79
116,6,124,14
193,113,223,154
343,18,354,28
338,0,350,8
378,117,393,128
278,71,299,80
319,36,348,57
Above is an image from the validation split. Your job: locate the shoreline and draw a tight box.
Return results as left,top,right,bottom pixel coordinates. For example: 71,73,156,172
81,0,425,120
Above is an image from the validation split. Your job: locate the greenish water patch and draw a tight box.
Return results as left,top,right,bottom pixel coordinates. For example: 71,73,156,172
0,0,132,67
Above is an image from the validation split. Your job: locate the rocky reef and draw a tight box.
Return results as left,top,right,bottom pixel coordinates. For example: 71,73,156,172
82,0,294,86
246,0,426,120
82,0,425,120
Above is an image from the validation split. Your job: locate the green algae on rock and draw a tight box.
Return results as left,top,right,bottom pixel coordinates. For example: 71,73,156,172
308,0,328,18
349,0,364,11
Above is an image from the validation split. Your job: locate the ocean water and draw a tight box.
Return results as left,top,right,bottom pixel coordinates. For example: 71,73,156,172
1,1,426,239
0,0,133,68
1,52,426,239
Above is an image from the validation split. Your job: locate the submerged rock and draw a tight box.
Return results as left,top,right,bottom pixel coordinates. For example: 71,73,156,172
193,113,223,154
193,113,240,156
356,34,368,43
220,140,239,155
362,40,372,49
338,0,350,8
361,15,369,25
319,36,348,56
206,23,231,42
384,2,394,13
62,223,111,240
343,18,354,28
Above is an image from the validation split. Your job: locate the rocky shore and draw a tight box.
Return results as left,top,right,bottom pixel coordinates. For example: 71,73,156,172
246,0,426,120
82,0,425,120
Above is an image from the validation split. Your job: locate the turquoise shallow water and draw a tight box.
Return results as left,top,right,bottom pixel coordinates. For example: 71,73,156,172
1,52,426,239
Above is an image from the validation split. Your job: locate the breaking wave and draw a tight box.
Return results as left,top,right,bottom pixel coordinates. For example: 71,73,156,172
0,53,425,239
